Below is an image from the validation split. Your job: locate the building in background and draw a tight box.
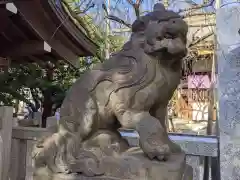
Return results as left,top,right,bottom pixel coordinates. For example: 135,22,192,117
175,12,216,122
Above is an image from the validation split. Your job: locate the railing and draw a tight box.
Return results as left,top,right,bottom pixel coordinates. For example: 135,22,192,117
0,106,220,180
10,127,52,180
9,127,220,180
121,131,220,180
121,131,219,157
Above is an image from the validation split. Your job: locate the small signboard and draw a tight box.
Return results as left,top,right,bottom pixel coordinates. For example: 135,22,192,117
188,75,211,89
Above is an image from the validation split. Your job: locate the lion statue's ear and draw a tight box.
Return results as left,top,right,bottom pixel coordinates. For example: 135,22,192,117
132,19,146,33
153,3,165,12
131,3,165,33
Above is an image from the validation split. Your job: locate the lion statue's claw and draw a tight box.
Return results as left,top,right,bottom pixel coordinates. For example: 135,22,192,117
140,138,170,161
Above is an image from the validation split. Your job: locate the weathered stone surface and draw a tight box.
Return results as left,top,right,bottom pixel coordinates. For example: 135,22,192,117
217,4,240,180
33,148,192,180
32,3,191,180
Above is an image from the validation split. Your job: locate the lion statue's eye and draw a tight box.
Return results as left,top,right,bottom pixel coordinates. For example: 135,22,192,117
157,19,168,23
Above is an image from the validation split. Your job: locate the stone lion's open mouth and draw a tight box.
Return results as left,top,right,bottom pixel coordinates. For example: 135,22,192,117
150,36,187,61
154,37,186,54
164,32,176,39
156,32,176,42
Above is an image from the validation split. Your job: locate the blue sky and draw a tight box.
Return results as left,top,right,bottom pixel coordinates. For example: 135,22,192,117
72,0,239,34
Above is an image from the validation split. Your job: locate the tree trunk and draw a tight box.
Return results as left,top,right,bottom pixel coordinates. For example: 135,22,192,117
41,90,53,128
13,100,19,117
41,67,54,128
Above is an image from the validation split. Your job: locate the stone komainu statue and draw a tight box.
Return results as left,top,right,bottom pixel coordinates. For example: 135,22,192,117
33,3,189,179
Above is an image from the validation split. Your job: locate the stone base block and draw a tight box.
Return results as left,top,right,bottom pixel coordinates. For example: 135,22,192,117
33,147,193,180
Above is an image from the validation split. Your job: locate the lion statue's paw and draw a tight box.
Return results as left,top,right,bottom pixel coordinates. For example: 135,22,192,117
140,136,170,161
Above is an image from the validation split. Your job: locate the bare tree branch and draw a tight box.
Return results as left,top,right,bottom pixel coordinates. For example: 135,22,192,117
182,12,215,18
126,0,144,18
102,3,108,15
126,0,134,5
188,32,214,48
178,0,215,13
188,23,215,27
105,15,132,28
74,2,95,14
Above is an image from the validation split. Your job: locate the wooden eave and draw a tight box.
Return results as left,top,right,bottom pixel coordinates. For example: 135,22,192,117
43,0,98,56
0,0,98,68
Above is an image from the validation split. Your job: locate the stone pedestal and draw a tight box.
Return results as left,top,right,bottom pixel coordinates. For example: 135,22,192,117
33,147,193,180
